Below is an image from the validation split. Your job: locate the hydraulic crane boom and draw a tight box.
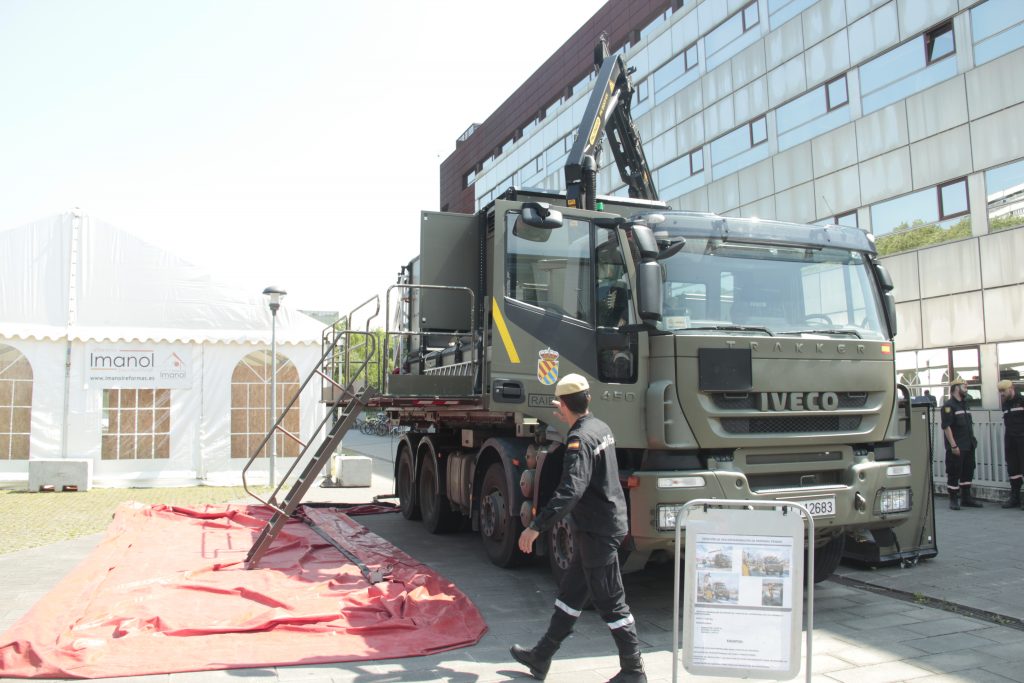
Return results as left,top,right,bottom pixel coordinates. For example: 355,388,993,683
564,38,659,211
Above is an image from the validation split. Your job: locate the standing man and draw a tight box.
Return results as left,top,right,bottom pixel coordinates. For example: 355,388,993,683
998,379,1024,509
510,373,645,683
942,378,982,509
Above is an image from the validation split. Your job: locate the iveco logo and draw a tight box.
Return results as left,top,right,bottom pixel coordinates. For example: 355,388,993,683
758,392,840,411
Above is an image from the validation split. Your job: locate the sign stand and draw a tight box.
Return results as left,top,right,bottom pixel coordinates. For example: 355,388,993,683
671,500,815,683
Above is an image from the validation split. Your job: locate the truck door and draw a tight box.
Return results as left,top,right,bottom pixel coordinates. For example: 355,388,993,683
488,198,644,437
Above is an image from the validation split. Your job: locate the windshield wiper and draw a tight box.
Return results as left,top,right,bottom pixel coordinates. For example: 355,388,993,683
686,324,774,336
781,329,862,339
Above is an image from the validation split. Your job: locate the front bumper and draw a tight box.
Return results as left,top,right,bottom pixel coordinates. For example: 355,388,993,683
626,458,913,555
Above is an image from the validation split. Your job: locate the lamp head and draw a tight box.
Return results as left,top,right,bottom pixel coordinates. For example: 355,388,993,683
263,286,287,312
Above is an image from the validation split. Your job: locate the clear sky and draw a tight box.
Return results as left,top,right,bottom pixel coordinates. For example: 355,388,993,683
0,0,607,320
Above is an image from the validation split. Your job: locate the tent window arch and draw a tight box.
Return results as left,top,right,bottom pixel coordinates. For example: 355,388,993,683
0,344,32,460
102,389,170,459
231,350,300,459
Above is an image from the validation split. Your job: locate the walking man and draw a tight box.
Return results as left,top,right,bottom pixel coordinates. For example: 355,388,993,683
998,379,1024,509
942,378,982,509
510,373,645,682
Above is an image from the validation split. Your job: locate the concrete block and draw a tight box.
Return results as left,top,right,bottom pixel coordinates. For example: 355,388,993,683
329,454,372,488
28,459,93,492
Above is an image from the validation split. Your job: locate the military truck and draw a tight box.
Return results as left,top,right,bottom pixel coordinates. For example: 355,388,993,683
242,39,916,580
358,39,916,583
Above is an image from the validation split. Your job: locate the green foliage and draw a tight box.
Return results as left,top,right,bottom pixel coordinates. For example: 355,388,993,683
329,321,387,392
990,214,1024,232
876,217,972,256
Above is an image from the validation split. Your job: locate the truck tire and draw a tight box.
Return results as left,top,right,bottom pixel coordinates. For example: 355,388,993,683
479,462,524,567
396,445,420,520
811,534,845,583
419,451,460,533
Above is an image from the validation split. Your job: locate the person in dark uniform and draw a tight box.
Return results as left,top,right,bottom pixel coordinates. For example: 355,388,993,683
942,378,982,509
510,373,645,683
998,379,1024,509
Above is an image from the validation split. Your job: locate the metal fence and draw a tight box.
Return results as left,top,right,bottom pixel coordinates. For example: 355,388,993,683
929,409,1011,492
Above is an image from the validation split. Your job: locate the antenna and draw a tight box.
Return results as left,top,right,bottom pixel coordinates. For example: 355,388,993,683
820,195,836,220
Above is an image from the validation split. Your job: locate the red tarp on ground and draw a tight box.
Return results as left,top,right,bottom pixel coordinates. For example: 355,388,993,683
0,503,487,679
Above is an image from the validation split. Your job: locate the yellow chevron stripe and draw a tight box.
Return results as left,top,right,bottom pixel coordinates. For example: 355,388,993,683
491,298,520,364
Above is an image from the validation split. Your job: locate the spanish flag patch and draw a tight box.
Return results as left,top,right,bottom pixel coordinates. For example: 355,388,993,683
567,438,581,450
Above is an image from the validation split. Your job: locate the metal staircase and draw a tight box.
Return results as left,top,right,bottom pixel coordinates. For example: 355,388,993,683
242,297,381,569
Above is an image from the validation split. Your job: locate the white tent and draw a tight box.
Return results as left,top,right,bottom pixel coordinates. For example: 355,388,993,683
0,212,329,487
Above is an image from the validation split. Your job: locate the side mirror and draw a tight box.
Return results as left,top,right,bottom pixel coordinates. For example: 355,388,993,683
874,263,894,292
883,292,898,338
631,225,659,259
521,202,562,229
637,261,663,323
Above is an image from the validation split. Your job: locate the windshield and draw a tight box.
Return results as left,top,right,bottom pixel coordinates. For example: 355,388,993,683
657,234,887,340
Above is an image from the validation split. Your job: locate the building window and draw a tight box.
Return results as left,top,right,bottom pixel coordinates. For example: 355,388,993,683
0,344,31,461
705,2,762,69
635,78,650,105
870,181,972,254
750,116,768,146
834,210,858,228
860,30,958,114
938,178,969,219
925,22,955,64
950,346,982,406
230,351,301,459
689,148,704,174
896,348,950,400
826,76,848,110
742,1,759,31
684,42,699,72
985,157,1024,231
102,389,170,460
464,169,476,188
972,0,1024,65
998,341,1024,383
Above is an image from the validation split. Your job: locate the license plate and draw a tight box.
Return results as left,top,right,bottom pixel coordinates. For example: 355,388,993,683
789,496,836,517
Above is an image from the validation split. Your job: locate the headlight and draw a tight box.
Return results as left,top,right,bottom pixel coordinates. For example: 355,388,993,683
657,504,686,530
876,487,912,514
886,464,911,477
657,476,705,489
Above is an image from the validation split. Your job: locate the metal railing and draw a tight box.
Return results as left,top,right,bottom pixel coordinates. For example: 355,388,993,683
929,408,1011,491
242,329,377,512
384,283,477,382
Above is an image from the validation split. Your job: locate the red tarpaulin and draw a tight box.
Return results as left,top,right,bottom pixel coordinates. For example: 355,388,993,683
0,503,487,679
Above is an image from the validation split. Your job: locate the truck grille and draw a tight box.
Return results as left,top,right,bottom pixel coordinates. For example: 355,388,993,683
721,416,862,434
711,392,868,409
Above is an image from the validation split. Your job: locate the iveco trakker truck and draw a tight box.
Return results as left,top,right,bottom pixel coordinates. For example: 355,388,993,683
351,40,915,582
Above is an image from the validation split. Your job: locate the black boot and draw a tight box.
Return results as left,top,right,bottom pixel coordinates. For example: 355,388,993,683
510,636,559,681
607,653,646,683
1003,480,1022,509
608,621,646,683
961,486,983,508
949,490,960,510
510,610,576,680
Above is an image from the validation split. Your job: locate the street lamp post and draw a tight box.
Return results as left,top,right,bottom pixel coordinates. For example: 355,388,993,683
263,286,287,490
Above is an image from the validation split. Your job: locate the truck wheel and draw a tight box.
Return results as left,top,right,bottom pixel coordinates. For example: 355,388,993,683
479,462,523,567
811,534,845,583
547,517,576,584
419,452,460,533
396,445,420,520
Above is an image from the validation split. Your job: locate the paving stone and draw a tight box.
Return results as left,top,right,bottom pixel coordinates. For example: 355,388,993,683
920,670,1020,683
825,660,933,683
903,615,993,637
831,642,928,666
908,647,1012,674
982,661,1024,682
976,640,1024,663
905,631,1002,654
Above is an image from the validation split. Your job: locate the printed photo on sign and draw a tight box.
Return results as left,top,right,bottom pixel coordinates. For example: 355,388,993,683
761,580,784,607
696,571,739,605
695,543,734,570
742,548,790,578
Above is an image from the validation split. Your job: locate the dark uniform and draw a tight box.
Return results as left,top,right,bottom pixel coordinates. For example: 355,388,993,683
942,393,979,508
520,413,641,679
1001,384,1024,508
